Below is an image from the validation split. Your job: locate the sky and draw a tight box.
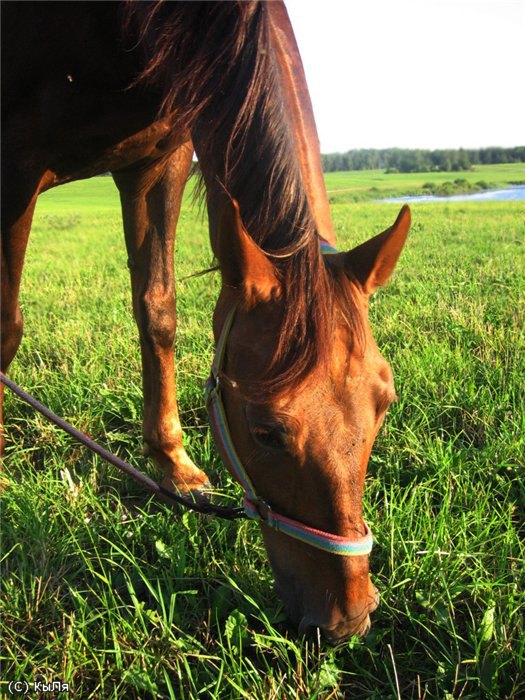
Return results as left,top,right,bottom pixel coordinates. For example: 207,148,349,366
284,0,525,153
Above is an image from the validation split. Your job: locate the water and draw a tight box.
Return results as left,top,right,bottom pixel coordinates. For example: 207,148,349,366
381,185,525,204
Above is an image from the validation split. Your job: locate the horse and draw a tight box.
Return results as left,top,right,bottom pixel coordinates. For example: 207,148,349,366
1,1,410,643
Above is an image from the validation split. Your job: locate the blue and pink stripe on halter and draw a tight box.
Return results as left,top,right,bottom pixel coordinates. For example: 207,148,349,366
319,238,339,255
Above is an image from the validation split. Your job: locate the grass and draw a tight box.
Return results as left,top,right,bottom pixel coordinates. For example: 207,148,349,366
1,173,524,698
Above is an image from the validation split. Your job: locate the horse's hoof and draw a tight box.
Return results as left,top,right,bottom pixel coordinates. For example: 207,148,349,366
183,481,214,505
159,477,213,508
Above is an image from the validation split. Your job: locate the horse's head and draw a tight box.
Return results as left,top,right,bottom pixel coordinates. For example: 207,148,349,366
210,200,410,643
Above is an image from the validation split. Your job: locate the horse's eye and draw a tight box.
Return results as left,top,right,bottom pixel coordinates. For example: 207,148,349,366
250,423,288,451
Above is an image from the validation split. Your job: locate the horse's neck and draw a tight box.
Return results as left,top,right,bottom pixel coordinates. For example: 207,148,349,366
189,3,333,252
266,2,335,246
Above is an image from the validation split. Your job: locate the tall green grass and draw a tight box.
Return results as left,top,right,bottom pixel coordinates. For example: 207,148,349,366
1,175,523,698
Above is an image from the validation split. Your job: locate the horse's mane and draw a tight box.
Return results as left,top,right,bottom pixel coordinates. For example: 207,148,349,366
124,1,362,397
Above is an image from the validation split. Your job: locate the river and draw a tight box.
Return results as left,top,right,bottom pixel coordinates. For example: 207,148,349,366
381,185,525,204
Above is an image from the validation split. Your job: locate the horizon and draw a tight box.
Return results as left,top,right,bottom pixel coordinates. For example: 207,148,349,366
319,144,524,155
284,0,524,153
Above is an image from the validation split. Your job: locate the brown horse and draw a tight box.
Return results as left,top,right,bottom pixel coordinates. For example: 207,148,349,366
1,1,410,642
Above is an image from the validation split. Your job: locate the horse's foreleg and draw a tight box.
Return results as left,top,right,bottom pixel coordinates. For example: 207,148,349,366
113,144,210,494
1,190,37,455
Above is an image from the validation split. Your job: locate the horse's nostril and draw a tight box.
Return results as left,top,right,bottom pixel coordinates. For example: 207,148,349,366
298,617,318,639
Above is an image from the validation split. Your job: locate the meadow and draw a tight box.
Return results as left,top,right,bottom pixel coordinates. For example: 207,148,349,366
324,163,525,203
1,169,524,699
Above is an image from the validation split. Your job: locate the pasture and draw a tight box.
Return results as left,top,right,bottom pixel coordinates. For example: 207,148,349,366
1,172,524,698
324,162,525,203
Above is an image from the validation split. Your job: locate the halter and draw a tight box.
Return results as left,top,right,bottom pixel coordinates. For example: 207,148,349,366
204,300,374,557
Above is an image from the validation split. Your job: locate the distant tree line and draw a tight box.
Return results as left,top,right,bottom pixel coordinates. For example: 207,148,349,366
321,147,525,173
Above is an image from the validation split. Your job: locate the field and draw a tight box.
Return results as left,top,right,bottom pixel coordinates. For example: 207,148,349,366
1,170,524,699
324,163,525,203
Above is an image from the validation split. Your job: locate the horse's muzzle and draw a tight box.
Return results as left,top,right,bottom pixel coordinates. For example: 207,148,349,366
285,583,380,644
298,612,372,644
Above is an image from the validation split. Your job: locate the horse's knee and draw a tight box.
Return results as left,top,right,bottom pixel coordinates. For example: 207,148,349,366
1,305,23,371
135,291,176,351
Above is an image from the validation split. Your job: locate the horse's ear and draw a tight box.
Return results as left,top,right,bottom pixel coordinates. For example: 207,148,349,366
343,205,411,294
216,198,281,307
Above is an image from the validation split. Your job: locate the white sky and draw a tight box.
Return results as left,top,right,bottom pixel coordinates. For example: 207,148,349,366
284,0,525,152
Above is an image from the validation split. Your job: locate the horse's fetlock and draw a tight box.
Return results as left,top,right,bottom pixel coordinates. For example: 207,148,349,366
143,425,182,454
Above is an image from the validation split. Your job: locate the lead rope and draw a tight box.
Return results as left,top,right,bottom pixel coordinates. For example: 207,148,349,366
0,371,245,520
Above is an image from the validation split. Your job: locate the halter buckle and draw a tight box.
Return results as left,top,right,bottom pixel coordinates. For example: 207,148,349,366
204,373,219,407
255,498,272,522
